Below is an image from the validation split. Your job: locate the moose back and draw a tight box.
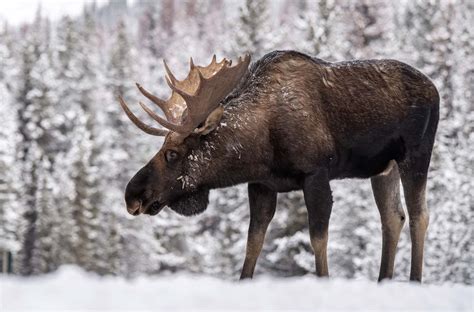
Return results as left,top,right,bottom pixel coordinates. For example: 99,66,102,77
119,50,439,282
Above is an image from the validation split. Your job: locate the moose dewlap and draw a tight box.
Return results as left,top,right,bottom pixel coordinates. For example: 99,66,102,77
118,50,439,282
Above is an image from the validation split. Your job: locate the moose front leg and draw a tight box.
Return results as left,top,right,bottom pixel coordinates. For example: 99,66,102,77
303,170,333,277
240,183,277,279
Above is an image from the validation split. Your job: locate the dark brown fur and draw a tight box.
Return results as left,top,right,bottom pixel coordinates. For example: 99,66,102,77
125,50,439,282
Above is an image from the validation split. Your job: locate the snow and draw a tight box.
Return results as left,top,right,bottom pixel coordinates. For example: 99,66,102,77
0,266,472,311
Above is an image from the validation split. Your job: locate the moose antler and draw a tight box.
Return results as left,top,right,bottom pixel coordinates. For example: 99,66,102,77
118,54,251,137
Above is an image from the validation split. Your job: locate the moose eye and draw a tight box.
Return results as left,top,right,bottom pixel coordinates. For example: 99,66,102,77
165,150,179,163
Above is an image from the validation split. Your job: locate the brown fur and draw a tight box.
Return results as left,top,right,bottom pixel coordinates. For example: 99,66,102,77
124,50,439,281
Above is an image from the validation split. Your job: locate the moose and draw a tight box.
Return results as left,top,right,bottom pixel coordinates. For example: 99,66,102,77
119,50,439,282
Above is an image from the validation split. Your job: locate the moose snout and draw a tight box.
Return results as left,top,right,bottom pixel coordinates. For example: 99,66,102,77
125,165,152,216
126,200,142,216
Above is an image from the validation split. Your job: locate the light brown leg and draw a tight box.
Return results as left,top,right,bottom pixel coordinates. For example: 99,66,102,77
400,168,429,282
310,233,329,277
371,161,405,282
303,170,332,277
398,145,433,283
240,183,276,279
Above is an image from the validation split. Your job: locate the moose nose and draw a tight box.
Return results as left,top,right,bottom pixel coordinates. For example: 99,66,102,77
125,165,151,216
127,200,142,216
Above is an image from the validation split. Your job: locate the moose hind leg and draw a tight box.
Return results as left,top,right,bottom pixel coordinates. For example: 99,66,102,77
371,160,405,282
399,154,431,282
240,183,277,279
397,99,438,282
303,169,332,277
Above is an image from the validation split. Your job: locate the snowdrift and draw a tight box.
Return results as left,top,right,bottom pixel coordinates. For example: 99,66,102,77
0,265,471,311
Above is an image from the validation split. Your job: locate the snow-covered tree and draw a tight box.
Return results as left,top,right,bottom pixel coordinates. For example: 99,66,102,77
51,16,88,267
343,0,394,59
16,11,60,275
233,0,270,58
299,0,336,58
29,156,59,274
0,23,21,258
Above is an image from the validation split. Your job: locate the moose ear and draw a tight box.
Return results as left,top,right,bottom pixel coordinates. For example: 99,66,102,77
194,105,224,136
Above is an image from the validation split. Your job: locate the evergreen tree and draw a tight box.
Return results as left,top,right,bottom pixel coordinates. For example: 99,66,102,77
105,19,138,202
52,16,85,266
60,6,108,274
300,0,335,58
234,0,270,57
16,11,59,275
344,0,393,59
0,23,21,258
30,156,58,274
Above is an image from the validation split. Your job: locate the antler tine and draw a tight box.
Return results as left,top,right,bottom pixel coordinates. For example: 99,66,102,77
217,56,228,66
163,60,179,85
165,75,197,103
190,57,195,69
182,54,251,129
138,101,189,134
118,96,168,136
135,83,175,121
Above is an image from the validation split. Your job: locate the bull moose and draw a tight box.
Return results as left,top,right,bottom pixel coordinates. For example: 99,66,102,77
118,50,439,282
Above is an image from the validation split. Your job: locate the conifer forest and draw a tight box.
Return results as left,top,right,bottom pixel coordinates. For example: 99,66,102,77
0,0,472,286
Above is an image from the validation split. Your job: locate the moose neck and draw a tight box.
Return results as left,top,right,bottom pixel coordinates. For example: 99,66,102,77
185,99,271,190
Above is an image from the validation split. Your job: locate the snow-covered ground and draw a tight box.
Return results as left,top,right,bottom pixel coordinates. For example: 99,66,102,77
0,266,471,311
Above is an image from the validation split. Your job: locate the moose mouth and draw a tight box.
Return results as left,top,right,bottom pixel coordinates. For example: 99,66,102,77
142,201,165,216
139,189,210,216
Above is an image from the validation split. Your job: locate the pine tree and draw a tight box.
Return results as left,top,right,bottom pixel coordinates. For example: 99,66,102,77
345,0,393,58
300,0,335,58
234,0,270,57
105,19,139,201
137,0,163,86
30,156,59,274
51,16,85,266
137,1,161,59
200,0,225,54
61,6,107,274
0,23,21,258
16,11,59,275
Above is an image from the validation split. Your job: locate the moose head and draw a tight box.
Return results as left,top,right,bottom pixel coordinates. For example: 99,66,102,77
119,55,251,217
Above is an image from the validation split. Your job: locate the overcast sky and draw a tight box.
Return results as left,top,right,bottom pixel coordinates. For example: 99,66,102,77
0,0,110,25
